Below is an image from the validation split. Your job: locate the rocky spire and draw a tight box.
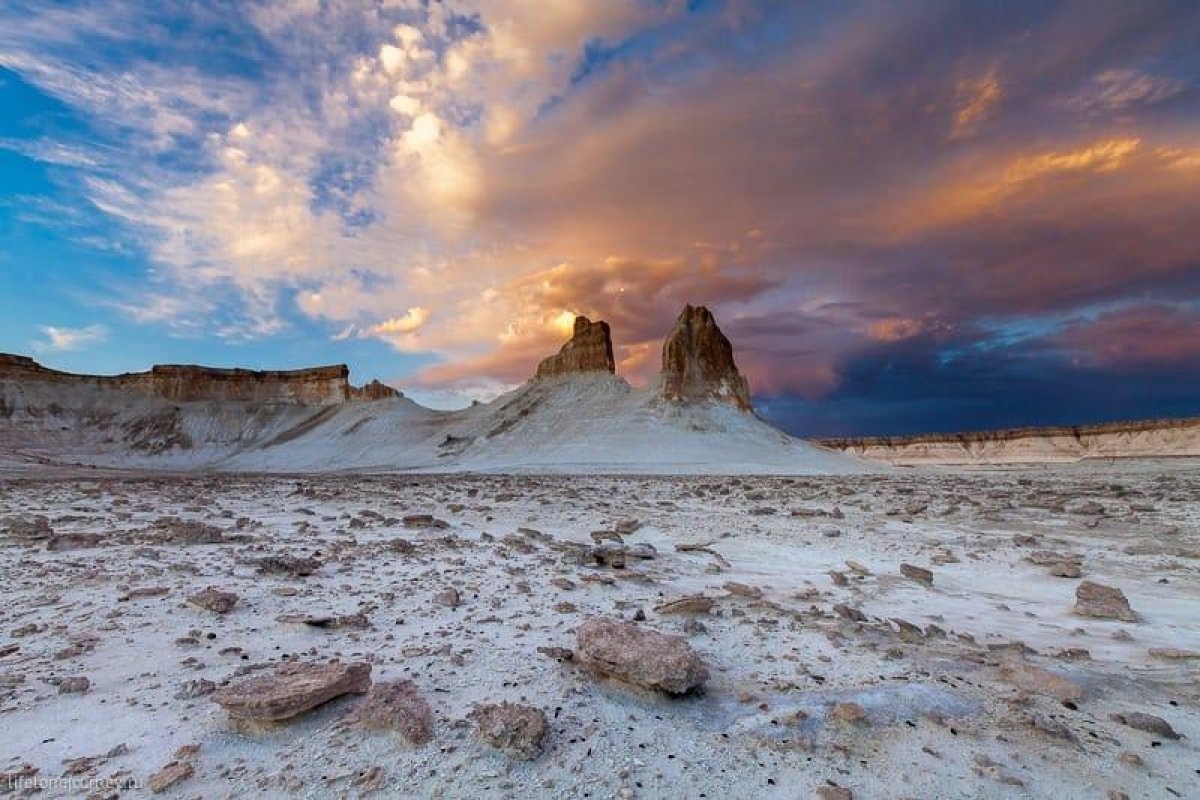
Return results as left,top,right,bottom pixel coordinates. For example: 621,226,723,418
534,316,616,379
659,305,752,410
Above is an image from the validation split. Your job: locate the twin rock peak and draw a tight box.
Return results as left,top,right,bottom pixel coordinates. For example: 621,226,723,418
533,304,752,412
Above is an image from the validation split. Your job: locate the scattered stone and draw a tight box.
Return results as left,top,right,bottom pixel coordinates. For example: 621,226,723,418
827,702,868,725
58,676,91,694
833,604,867,623
654,596,716,615
816,786,853,800
150,516,224,544
119,586,169,601
256,555,321,577
187,588,238,614
147,761,193,793
347,680,433,745
433,588,461,608
3,515,53,540
212,661,371,723
175,679,216,700
469,702,548,760
723,581,763,599
1148,647,1199,660
1110,712,1181,740
1048,561,1082,578
536,646,574,661
899,563,933,586
278,612,369,630
402,514,449,529
46,532,103,551
576,617,709,695
1074,581,1136,622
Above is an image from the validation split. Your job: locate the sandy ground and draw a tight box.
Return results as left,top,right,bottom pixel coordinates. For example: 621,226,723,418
1,464,1198,799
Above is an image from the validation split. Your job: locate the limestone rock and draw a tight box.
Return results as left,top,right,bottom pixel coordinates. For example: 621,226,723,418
347,679,433,745
1074,581,1136,622
658,305,751,410
469,702,548,760
534,316,615,379
212,661,371,722
575,616,709,695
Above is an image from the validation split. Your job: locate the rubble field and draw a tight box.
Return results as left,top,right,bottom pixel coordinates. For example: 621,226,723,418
1,465,1197,799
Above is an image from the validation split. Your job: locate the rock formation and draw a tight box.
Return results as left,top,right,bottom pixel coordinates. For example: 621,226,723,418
349,379,402,401
0,352,397,406
658,305,752,411
534,317,615,379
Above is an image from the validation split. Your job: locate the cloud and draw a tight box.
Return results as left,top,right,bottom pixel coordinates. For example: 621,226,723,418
32,324,107,352
1068,69,1186,113
2,0,1199,423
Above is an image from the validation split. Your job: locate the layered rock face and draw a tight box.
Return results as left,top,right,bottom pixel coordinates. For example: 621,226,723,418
0,353,395,406
821,417,1200,465
659,305,752,411
534,316,616,379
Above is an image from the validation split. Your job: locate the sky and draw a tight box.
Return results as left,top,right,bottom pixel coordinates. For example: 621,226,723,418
1,0,1198,437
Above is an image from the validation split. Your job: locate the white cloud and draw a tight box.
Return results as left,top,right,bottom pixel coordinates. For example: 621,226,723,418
33,324,107,352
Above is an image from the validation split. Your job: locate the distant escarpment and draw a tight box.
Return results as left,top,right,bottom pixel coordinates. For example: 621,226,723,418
821,417,1200,464
534,317,616,379
0,353,395,406
658,305,752,411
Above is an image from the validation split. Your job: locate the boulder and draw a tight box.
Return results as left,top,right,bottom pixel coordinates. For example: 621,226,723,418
658,305,751,410
212,661,371,722
1074,581,1136,622
534,316,615,378
575,617,709,695
469,702,548,760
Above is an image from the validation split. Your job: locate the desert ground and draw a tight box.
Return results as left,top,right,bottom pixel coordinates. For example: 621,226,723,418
1,462,1197,799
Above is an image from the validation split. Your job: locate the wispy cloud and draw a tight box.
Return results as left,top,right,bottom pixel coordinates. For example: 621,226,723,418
32,324,107,352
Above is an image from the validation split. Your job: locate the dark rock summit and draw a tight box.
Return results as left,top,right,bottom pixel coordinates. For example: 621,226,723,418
659,305,752,411
534,316,616,379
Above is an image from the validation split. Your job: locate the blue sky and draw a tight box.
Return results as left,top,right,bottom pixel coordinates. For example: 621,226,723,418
1,1,1198,434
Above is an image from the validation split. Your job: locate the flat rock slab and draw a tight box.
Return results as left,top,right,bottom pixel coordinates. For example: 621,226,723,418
213,661,371,722
576,616,709,695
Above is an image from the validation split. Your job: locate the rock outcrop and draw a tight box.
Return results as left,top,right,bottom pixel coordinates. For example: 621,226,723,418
0,353,398,406
658,305,752,411
534,317,615,379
